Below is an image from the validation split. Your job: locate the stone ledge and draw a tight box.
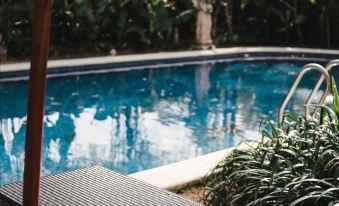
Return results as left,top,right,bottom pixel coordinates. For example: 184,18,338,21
128,143,254,191
1,47,338,73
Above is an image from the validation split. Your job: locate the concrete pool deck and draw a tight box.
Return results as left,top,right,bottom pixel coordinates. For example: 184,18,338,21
129,148,233,190
128,143,253,190
1,47,339,73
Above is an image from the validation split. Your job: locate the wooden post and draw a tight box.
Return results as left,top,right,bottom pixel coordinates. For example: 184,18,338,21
23,0,52,205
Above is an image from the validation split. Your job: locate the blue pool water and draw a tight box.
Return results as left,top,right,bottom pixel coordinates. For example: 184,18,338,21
0,60,334,185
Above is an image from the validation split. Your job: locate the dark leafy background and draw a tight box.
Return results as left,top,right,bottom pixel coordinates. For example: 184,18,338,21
0,0,338,58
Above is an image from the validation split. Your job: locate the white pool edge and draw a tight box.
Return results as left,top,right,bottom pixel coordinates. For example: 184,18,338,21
1,47,339,73
128,143,254,191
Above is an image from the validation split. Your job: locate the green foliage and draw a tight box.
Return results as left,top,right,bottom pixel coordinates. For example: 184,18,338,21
0,0,195,57
0,0,339,57
203,79,339,205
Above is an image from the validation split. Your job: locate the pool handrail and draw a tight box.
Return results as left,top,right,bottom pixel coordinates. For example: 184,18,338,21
278,63,330,127
305,59,339,114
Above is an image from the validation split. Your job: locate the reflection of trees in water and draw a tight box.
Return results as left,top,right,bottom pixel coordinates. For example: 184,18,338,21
42,112,75,175
108,105,152,173
190,63,240,150
146,64,242,153
0,117,25,184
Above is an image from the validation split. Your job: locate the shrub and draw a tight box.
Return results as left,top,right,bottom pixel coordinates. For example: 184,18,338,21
203,78,339,206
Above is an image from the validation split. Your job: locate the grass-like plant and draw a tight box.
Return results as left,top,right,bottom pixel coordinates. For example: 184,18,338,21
203,77,339,206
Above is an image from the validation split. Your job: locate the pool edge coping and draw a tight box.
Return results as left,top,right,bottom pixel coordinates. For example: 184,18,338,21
128,143,254,191
1,47,339,73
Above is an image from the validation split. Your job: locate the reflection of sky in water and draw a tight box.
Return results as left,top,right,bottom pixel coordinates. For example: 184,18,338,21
0,60,336,185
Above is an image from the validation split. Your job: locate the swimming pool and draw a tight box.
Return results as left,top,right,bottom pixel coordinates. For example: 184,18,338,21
0,58,336,185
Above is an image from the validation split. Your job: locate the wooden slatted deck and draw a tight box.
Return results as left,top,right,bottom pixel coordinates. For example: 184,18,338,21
0,165,203,206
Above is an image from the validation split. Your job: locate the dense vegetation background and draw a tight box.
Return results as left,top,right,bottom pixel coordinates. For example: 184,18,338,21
0,0,338,58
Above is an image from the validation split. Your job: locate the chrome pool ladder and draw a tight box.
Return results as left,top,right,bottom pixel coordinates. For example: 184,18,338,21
306,59,339,109
278,63,331,126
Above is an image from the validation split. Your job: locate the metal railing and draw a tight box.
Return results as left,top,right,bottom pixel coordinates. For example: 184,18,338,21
278,63,331,126
305,59,339,114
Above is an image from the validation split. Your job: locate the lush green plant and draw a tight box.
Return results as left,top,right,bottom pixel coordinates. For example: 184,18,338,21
203,78,339,206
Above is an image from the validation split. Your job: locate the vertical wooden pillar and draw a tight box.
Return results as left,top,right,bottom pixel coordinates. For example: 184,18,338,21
23,0,52,205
